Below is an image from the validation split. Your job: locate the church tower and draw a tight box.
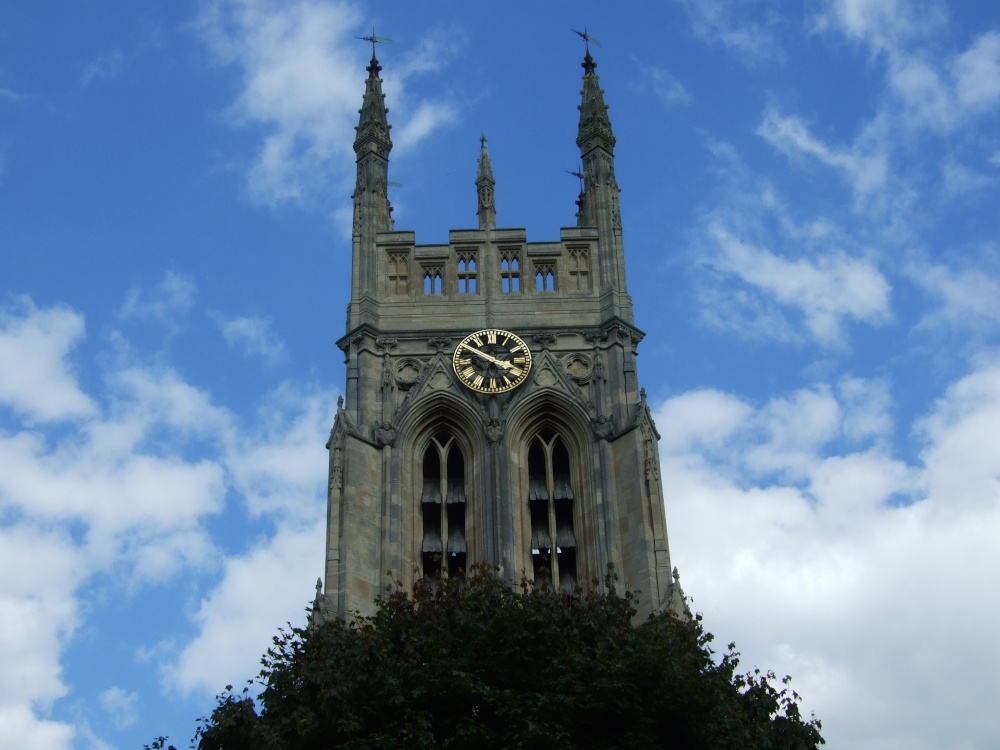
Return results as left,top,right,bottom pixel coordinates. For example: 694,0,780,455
319,44,685,620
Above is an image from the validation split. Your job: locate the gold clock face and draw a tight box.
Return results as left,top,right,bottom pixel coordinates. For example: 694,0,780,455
453,329,532,393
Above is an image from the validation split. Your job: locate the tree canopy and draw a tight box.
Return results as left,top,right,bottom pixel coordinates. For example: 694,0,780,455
158,566,822,749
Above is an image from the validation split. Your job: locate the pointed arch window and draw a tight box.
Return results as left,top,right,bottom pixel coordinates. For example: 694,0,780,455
422,265,443,295
421,433,467,579
457,252,477,294
500,250,521,293
534,262,556,292
527,430,576,593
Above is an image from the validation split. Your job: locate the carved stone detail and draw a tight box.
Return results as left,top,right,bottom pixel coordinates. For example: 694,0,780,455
486,417,504,443
394,358,422,389
375,336,398,352
427,336,452,354
532,332,556,350
373,420,397,447
564,354,592,383
592,415,614,441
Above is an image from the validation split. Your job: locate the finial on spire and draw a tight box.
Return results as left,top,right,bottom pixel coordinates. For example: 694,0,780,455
477,135,496,229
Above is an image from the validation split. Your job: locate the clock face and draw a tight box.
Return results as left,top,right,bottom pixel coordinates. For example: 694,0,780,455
453,329,532,393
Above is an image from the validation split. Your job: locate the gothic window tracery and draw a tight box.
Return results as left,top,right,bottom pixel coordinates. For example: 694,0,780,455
457,252,477,294
527,430,576,593
534,262,556,292
422,265,444,295
500,250,521,293
387,252,409,295
568,247,590,291
421,433,467,579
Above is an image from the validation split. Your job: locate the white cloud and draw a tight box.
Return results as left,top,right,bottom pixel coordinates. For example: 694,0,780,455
658,388,752,453
0,297,96,422
658,356,1000,749
196,0,364,202
167,520,326,696
0,294,340,740
816,2,1000,133
393,101,458,154
704,223,891,346
0,525,84,750
226,384,334,519
196,0,458,205
814,0,946,50
215,314,286,361
0,705,74,750
120,271,196,323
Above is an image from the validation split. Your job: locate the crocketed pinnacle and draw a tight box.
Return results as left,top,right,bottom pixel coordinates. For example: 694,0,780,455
476,134,495,185
576,51,615,155
354,52,392,156
477,134,496,229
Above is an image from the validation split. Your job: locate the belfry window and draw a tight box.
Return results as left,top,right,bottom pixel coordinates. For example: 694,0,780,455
422,266,443,295
421,433,467,579
457,252,477,293
500,251,520,293
527,430,576,594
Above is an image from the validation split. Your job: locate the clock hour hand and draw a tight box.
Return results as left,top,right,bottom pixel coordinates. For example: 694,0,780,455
460,343,515,371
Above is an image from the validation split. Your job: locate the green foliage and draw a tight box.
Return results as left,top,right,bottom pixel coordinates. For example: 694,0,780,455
184,566,822,749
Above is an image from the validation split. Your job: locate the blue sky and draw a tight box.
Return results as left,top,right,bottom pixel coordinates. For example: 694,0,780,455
2,1,999,748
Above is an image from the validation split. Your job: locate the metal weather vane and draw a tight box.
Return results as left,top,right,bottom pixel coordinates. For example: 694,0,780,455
357,28,392,55
566,168,584,192
572,27,601,54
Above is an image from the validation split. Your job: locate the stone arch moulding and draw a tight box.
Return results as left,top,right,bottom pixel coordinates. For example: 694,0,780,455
395,391,487,591
504,389,598,594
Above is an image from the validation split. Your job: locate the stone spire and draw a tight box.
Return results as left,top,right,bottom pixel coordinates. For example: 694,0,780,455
575,44,631,322
353,50,394,236
576,50,616,159
476,134,496,229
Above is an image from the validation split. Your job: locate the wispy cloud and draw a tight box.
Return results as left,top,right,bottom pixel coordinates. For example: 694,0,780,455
0,87,27,103
214,314,286,362
814,1,1000,133
677,0,786,63
630,61,692,107
757,107,888,201
691,171,892,347
120,271,196,323
81,49,128,86
99,687,139,730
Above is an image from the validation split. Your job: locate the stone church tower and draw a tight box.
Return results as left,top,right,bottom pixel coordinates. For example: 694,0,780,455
317,45,685,621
